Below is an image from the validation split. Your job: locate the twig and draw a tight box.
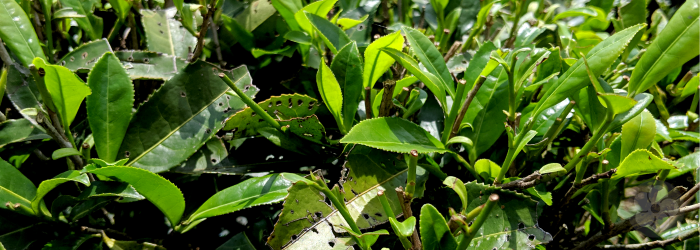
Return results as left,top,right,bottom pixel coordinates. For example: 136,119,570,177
0,38,13,66
396,187,421,250
190,5,216,61
379,80,396,117
449,76,486,139
500,171,542,189
33,149,50,161
657,182,700,233
595,229,699,249
80,226,132,240
443,41,462,63
679,182,700,203
576,168,617,188
572,203,700,250
364,87,373,119
38,112,84,169
208,17,225,67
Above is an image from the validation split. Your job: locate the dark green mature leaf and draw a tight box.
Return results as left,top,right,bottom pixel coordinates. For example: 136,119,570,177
0,119,49,147
58,39,113,72
620,110,655,160
340,117,448,154
170,138,228,174
51,148,81,160
464,181,552,250
86,166,185,225
32,171,90,213
317,62,345,132
628,0,699,95
668,151,700,179
307,13,351,54
141,8,197,59
402,27,454,96
533,24,645,118
77,181,144,200
331,42,363,131
114,51,187,80
5,64,42,120
420,204,457,250
613,149,677,179
87,52,134,162
363,31,404,88
32,58,92,131
67,196,115,221
234,0,277,32
0,158,36,215
0,0,45,67
60,0,103,40
268,146,428,249
572,86,607,130
119,62,257,173
181,173,305,232
222,94,319,138
216,232,256,250
520,99,570,141
463,41,497,93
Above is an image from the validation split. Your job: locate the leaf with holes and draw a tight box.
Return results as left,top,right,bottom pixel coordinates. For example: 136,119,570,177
340,117,448,154
280,115,326,144
222,94,319,139
118,62,258,173
58,39,113,72
87,52,135,163
267,146,428,249
114,51,188,80
141,8,197,59
463,181,552,250
180,173,305,233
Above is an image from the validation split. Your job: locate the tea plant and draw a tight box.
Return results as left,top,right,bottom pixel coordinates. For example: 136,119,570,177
0,0,698,249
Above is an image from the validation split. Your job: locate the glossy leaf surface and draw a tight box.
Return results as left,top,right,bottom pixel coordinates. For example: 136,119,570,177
340,117,448,154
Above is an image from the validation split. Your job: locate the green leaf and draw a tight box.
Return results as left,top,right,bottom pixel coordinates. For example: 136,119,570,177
108,0,132,22
627,0,699,95
77,181,145,200
420,204,457,250
0,0,46,67
539,163,565,175
474,159,501,182
380,47,447,113
340,117,448,154
223,94,318,139
402,27,454,96
443,176,468,212
119,62,257,173
612,149,677,179
306,12,351,54
526,184,553,206
220,15,255,50
597,93,637,115
58,39,113,72
271,0,304,31
170,137,228,174
533,24,645,118
572,86,608,129
87,52,135,162
620,110,656,160
388,217,416,238
317,62,345,132
234,0,278,32
268,146,428,249
0,119,49,147
32,170,90,213
216,232,256,250
463,42,497,94
114,51,188,80
293,0,337,34
251,46,297,58
553,7,598,21
51,148,81,160
337,15,368,30
363,31,404,88
445,136,472,147
0,158,36,214
463,181,552,249
60,0,103,40
284,30,312,45
520,99,571,142
331,42,363,132
140,9,197,59
279,115,327,144
607,93,653,131
667,151,700,179
86,166,185,225
32,58,92,131
182,173,304,231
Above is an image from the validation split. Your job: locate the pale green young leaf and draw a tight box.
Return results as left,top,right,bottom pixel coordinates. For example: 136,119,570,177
306,12,351,54
402,27,454,96
380,47,447,113
32,58,92,131
317,62,345,132
337,15,368,30
340,117,448,154
420,204,457,250
613,149,677,179
598,93,637,115
51,148,81,160
363,31,404,89
331,42,363,132
443,176,468,212
388,217,415,237
293,0,337,34
474,159,501,181
620,110,656,160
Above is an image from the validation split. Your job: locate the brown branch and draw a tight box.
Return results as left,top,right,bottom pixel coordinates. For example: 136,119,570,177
364,87,373,119
449,76,487,139
190,5,216,61
500,171,541,189
396,187,421,250
595,229,699,249
378,80,396,117
443,41,462,63
572,203,700,250
576,169,617,188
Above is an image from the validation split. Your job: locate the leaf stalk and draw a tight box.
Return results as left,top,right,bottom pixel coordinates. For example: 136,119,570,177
219,73,281,130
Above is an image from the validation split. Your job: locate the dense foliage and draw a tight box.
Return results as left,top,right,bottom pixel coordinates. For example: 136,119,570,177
0,0,698,249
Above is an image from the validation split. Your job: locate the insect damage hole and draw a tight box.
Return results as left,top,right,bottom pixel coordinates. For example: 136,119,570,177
124,151,131,157
180,92,186,97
